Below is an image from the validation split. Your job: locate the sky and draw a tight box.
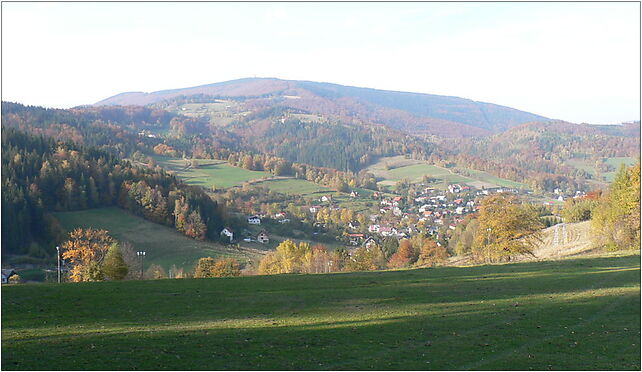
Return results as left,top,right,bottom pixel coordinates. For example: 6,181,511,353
2,2,640,124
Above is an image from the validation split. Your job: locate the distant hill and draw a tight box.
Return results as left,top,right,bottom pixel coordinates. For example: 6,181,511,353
95,78,549,135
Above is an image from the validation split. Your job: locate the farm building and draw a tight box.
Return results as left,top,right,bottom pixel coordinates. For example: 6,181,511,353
220,227,234,243
2,269,16,284
247,215,261,225
257,230,269,244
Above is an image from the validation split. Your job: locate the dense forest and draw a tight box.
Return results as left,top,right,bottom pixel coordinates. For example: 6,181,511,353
1,128,228,258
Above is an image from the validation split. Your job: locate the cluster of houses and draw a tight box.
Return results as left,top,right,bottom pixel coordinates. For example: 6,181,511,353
220,215,271,244
339,184,528,248
223,183,533,250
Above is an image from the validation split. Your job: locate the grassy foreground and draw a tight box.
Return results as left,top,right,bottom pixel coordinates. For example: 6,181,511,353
2,254,640,370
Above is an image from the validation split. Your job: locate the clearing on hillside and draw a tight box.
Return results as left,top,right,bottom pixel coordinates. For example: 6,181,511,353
154,156,271,189
367,155,528,190
567,156,636,183
52,207,263,272
2,254,639,370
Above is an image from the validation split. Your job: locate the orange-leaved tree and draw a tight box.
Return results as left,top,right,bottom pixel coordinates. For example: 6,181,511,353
417,239,449,267
472,193,543,262
387,239,418,269
61,228,115,282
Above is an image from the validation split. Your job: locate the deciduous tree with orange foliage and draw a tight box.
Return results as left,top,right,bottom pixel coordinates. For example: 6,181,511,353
387,239,417,269
417,239,449,267
61,228,115,282
472,193,543,262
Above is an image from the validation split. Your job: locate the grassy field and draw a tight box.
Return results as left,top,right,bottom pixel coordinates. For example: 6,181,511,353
253,178,331,197
366,156,527,190
52,207,261,272
567,156,636,183
154,157,271,189
2,254,639,370
454,168,528,189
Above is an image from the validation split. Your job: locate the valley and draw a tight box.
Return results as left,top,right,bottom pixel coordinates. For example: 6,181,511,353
2,3,640,371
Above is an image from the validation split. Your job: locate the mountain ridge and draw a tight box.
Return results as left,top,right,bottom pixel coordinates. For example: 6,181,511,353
94,77,549,135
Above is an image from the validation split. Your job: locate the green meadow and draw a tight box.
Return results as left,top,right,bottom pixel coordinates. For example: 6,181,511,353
254,178,331,197
367,156,526,190
2,253,639,370
52,207,260,272
567,156,637,183
154,157,271,189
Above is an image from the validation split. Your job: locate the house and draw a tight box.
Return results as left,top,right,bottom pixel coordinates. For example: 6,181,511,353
247,215,261,225
309,206,321,213
273,212,287,219
372,191,381,199
363,237,378,249
347,233,365,246
220,227,234,243
348,221,361,230
321,195,333,202
350,190,359,198
380,226,396,236
257,230,269,244
368,224,381,233
557,195,565,202
1,269,16,284
455,207,465,215
448,184,462,193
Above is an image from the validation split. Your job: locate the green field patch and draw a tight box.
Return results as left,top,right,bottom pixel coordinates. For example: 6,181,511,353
454,168,528,189
255,178,331,196
367,156,526,190
155,156,271,189
2,254,639,370
52,207,259,272
567,157,636,182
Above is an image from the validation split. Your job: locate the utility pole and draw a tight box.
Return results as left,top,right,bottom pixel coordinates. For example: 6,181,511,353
136,251,146,280
56,246,61,283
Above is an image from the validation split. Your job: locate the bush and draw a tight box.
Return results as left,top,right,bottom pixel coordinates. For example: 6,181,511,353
561,198,598,223
144,264,167,279
194,257,241,278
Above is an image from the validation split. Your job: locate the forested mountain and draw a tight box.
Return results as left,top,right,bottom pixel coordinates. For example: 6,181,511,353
437,120,641,191
95,78,548,136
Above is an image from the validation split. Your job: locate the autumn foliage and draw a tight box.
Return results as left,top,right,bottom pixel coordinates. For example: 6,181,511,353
194,257,241,278
472,194,543,262
61,228,115,282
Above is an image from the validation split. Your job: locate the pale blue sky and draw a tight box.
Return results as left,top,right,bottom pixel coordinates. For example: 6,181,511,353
2,2,640,124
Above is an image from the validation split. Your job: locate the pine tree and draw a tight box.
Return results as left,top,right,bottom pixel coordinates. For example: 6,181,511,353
103,243,129,280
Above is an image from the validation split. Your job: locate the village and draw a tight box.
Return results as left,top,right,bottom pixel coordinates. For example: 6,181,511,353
220,183,538,252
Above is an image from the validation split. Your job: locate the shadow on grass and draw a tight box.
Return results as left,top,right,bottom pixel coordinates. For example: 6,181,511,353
2,289,639,370
3,255,639,329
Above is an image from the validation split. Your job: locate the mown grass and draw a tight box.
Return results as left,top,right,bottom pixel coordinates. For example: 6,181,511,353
567,157,636,182
366,155,525,190
254,178,331,197
154,157,271,189
455,168,528,189
2,254,639,370
52,207,259,272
